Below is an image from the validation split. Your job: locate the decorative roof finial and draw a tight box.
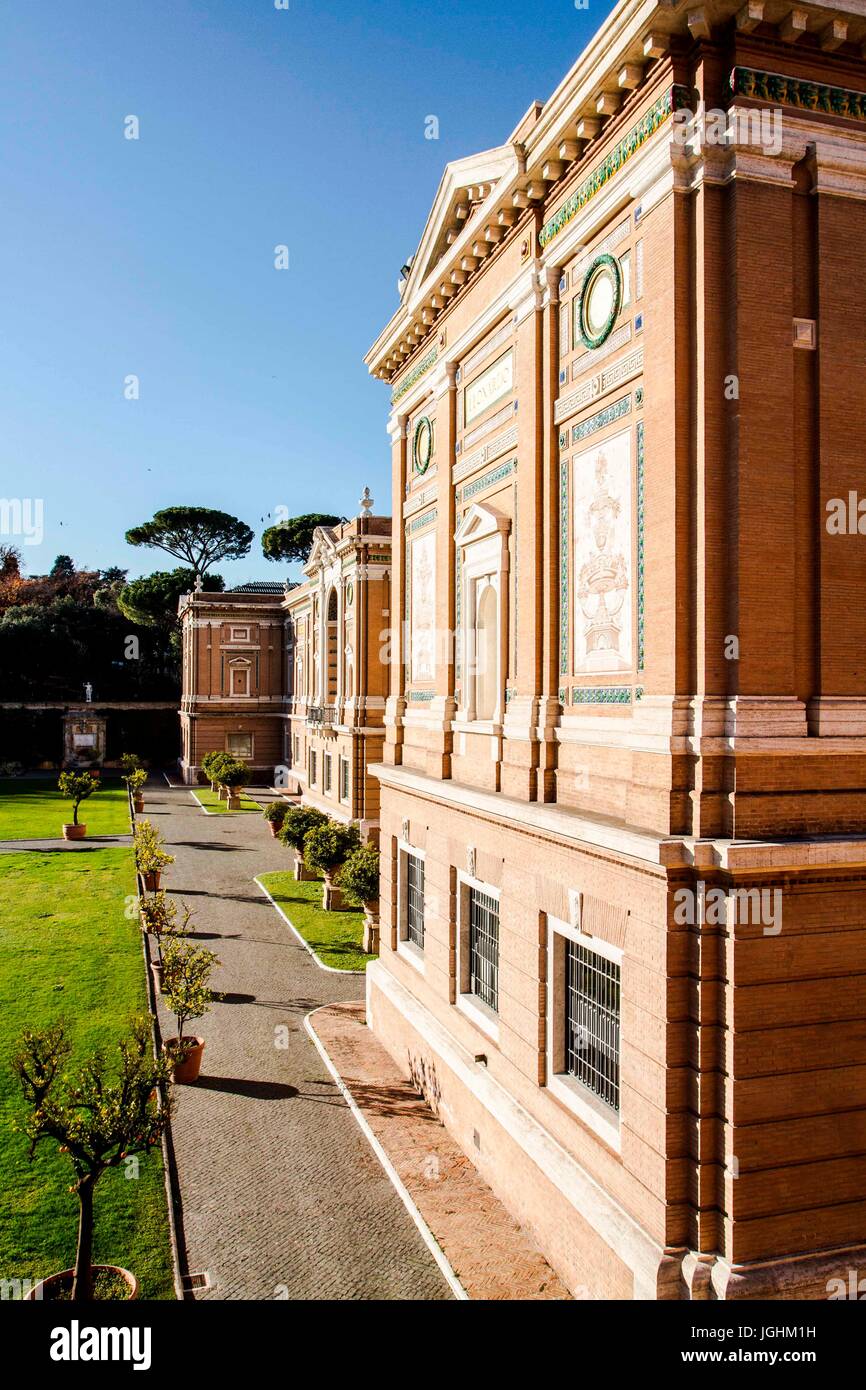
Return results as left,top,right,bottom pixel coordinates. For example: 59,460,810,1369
194,574,203,592
359,487,374,518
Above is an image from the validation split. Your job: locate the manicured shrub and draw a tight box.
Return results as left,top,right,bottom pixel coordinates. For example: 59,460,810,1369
337,843,380,907
303,821,361,879
278,805,328,853
57,771,99,826
262,800,289,826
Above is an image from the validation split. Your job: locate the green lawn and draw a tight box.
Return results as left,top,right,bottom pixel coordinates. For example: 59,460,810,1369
192,789,260,814
0,778,130,841
0,847,175,1299
257,871,375,972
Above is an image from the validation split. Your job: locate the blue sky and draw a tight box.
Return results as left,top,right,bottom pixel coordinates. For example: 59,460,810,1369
0,0,607,586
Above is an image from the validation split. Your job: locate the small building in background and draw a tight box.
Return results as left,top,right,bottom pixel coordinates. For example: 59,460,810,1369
178,581,290,785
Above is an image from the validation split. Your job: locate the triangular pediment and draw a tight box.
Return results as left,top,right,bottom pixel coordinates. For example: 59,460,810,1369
401,144,519,306
454,502,510,547
304,527,338,573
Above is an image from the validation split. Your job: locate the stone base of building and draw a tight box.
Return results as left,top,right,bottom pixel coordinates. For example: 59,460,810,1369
367,962,866,1302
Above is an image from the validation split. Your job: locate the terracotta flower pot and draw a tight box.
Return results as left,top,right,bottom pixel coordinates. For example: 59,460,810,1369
151,962,163,995
133,794,145,813
268,820,281,837
164,1037,205,1084
62,824,87,841
142,870,161,891
25,1265,138,1301
227,794,241,811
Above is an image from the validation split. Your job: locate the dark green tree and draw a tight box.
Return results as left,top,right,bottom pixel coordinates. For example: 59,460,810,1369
125,507,253,579
117,567,224,628
261,513,341,565
51,555,76,578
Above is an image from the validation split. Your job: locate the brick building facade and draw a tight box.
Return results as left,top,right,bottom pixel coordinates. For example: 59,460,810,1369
179,513,393,844
363,0,866,1298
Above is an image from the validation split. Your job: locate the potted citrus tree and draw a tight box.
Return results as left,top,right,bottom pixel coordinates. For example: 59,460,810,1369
140,892,191,993
303,820,361,910
201,750,226,792
57,770,99,840
338,843,381,953
209,752,235,800
220,758,249,810
161,938,220,1084
126,766,147,814
15,1018,172,1301
134,820,175,891
278,805,328,880
262,800,289,838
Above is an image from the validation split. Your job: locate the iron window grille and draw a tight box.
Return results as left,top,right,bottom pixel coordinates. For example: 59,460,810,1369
324,754,332,792
309,751,317,785
565,939,620,1112
468,887,499,1012
405,853,425,950
340,758,349,801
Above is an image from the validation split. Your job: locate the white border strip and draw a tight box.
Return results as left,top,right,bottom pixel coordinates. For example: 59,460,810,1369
304,1006,468,1301
254,874,366,976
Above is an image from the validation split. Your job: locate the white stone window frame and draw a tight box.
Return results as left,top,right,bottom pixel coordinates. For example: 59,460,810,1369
226,730,254,760
229,625,250,643
339,756,350,803
455,869,501,1043
309,748,317,786
454,503,510,730
323,752,332,794
395,839,425,974
228,658,251,698
546,909,622,1152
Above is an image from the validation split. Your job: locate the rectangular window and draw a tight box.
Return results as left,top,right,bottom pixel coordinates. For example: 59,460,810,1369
227,732,252,758
323,753,332,793
309,750,317,785
339,757,349,801
405,853,425,951
468,887,499,1012
564,939,621,1113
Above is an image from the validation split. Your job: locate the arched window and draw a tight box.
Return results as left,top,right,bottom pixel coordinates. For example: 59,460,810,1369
474,582,498,721
326,588,338,705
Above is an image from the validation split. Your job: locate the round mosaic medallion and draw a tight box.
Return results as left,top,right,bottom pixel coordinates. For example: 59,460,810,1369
346,582,354,607
578,253,622,350
413,415,434,474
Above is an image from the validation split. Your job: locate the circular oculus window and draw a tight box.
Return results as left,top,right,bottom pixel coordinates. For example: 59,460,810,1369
413,415,434,474
578,254,622,350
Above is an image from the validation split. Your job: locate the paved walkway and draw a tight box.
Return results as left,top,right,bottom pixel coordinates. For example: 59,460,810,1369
310,1002,570,1300
147,782,450,1300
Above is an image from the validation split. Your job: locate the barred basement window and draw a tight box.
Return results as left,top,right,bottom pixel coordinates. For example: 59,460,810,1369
324,753,332,793
405,853,425,950
565,939,620,1113
469,887,499,1012
309,750,317,785
339,757,349,801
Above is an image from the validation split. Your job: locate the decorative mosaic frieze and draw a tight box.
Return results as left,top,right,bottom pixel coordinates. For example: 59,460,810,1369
404,484,438,519
560,455,569,675
539,86,689,250
452,425,518,485
407,507,438,534
571,686,633,704
572,321,631,377
637,420,645,672
463,399,516,451
462,319,514,383
391,346,438,405
731,66,866,121
571,395,631,444
569,218,631,288
459,458,516,503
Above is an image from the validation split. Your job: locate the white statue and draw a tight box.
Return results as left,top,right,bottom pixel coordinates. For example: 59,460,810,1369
84,682,93,703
